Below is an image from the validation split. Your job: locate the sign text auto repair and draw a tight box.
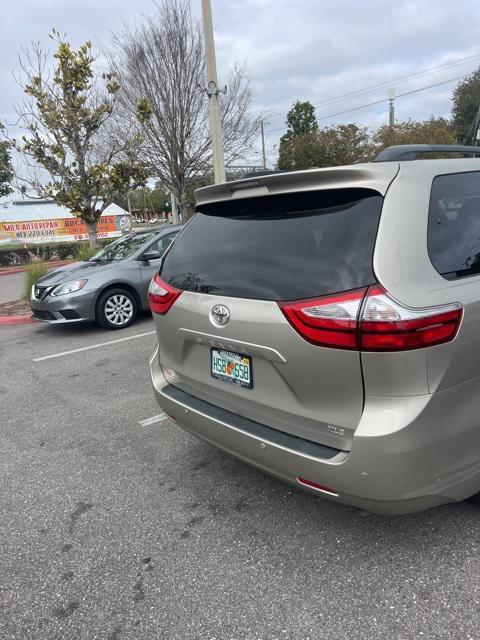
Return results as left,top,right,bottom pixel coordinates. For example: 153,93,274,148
0,216,124,244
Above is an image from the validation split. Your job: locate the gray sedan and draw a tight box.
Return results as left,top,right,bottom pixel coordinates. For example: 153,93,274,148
30,226,181,329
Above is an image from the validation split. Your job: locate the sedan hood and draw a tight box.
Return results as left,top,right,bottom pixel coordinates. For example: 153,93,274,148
37,260,119,285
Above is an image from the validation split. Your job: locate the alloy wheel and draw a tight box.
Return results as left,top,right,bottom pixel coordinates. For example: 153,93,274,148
104,294,134,326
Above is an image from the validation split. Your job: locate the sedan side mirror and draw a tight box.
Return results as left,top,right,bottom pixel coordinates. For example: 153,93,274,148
142,250,162,262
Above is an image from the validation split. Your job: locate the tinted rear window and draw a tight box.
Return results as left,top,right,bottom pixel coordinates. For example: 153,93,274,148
161,188,382,300
428,171,480,279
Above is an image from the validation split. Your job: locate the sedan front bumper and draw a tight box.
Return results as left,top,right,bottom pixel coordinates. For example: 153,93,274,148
30,289,96,324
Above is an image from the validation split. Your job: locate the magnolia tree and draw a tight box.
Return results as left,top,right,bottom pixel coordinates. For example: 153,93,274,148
11,31,149,246
0,137,13,197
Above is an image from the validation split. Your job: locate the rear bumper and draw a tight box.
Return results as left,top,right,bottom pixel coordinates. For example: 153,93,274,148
150,346,480,514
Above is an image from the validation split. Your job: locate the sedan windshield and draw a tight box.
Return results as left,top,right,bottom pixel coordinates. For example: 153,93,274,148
89,231,158,262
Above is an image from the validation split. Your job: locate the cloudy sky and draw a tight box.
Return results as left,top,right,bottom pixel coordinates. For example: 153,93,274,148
2,0,480,165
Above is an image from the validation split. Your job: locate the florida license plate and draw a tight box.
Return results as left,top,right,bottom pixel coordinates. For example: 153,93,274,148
211,349,253,389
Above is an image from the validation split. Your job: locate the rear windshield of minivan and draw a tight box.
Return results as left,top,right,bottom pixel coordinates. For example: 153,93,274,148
160,188,382,301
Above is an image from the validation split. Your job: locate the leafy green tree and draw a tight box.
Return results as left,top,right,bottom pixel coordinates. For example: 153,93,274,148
118,182,169,215
277,123,370,170
314,124,371,167
0,139,13,197
452,69,480,143
283,100,318,137
276,133,322,171
371,117,456,154
13,31,149,245
277,116,456,170
277,101,318,169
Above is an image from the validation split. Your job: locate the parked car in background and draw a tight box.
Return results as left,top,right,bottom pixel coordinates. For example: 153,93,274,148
30,226,181,329
149,144,480,514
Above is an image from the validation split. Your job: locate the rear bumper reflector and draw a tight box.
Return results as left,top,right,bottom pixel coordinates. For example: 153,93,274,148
296,477,339,496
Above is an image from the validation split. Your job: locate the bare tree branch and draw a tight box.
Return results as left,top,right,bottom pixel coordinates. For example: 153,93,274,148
108,0,261,213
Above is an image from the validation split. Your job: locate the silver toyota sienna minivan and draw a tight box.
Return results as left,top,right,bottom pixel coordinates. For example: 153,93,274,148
149,144,480,514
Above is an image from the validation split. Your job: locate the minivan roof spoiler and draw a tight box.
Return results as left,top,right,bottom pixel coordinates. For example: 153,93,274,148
374,144,480,162
195,164,400,206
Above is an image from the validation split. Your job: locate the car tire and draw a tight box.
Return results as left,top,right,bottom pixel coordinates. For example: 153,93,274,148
96,288,138,330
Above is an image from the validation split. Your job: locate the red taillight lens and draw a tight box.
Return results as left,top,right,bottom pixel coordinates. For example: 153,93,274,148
359,285,463,351
278,285,463,352
278,288,367,350
148,274,181,315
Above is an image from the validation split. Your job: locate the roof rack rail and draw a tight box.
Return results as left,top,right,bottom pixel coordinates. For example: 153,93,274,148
374,144,480,162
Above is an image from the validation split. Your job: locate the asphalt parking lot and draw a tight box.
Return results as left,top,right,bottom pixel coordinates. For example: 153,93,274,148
1,315,479,640
0,272,24,303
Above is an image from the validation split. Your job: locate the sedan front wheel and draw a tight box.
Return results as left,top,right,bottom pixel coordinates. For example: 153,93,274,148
96,288,138,330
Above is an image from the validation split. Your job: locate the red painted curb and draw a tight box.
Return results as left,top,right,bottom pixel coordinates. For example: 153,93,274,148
0,259,75,277
0,267,27,276
0,314,36,326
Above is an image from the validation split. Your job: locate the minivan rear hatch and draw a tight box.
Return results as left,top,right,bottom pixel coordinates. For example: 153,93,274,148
155,165,398,450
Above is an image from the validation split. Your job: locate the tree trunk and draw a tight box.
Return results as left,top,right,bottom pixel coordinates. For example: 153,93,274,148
85,220,98,248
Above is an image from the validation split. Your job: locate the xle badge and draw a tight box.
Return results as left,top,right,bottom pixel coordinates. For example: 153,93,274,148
327,425,345,437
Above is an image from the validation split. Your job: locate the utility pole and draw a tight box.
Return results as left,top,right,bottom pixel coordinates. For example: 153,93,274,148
260,121,267,169
388,88,395,127
201,0,226,184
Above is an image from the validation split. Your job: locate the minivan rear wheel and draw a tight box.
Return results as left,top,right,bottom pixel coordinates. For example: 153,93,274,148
96,288,138,330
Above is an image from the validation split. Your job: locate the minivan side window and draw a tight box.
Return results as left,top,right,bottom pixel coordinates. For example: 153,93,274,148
428,171,480,279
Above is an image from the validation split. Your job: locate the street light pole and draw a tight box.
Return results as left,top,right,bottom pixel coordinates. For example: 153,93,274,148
388,88,395,127
201,0,226,184
260,121,267,169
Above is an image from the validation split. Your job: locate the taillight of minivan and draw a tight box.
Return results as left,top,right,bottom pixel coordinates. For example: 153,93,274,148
278,285,463,352
148,274,182,315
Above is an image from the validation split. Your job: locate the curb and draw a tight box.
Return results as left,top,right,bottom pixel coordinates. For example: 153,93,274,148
0,267,28,276
0,259,75,277
0,314,36,326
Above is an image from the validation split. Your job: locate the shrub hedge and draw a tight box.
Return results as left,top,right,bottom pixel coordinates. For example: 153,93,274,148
22,263,49,301
0,240,110,266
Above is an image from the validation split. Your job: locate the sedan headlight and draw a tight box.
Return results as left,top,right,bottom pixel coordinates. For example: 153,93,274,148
51,279,88,297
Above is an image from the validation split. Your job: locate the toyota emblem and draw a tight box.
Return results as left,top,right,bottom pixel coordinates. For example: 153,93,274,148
210,304,230,326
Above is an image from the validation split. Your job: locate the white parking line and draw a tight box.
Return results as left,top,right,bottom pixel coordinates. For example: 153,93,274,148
33,330,156,362
138,413,168,427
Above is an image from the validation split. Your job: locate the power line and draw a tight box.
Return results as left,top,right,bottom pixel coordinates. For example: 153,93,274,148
316,73,468,121
265,54,480,131
314,53,480,108
266,71,471,133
